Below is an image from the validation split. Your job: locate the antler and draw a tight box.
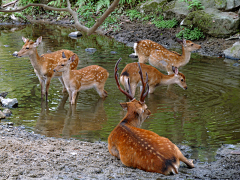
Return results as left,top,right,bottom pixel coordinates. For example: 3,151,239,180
137,62,149,103
115,58,134,100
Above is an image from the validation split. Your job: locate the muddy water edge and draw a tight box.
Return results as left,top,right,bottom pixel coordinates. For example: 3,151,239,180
0,24,240,179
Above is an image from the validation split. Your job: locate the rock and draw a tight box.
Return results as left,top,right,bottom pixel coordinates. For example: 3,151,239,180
0,92,8,98
110,51,117,54
0,97,18,108
137,0,169,14
182,8,240,38
68,31,82,37
0,111,6,119
3,109,12,116
12,51,18,57
163,0,190,21
85,48,97,54
223,41,240,60
129,53,138,58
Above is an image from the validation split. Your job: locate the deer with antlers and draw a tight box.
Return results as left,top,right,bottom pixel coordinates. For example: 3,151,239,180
108,58,194,175
120,62,187,97
133,39,201,74
16,36,79,100
53,52,109,105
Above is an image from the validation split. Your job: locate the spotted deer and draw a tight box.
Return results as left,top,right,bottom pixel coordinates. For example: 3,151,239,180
133,39,201,74
108,58,194,175
120,62,187,97
16,36,79,100
53,52,109,105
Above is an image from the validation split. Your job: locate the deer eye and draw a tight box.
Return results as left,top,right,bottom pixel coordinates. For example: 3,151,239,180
181,79,184,82
61,64,64,66
191,44,194,46
26,47,29,49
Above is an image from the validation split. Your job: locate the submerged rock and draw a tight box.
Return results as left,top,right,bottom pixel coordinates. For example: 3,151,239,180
0,97,18,108
223,41,240,60
68,31,82,37
85,48,97,54
0,111,6,119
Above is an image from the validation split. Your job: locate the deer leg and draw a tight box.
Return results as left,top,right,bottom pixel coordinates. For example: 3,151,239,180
59,77,67,93
71,90,78,105
45,77,52,101
149,86,155,94
96,84,108,98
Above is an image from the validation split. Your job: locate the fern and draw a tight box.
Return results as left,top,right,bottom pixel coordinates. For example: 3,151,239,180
96,0,110,13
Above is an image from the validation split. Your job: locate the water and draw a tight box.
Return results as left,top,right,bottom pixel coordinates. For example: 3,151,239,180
0,24,240,162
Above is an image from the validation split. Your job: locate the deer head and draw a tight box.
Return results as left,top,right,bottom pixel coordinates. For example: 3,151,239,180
115,58,151,128
53,52,76,73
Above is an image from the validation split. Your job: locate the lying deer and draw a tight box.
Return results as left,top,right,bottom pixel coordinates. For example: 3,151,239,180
120,62,187,96
108,58,194,175
16,36,79,100
53,52,109,105
133,39,201,74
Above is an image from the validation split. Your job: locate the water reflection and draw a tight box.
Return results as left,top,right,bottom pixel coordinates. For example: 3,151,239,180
35,94,108,139
0,23,240,162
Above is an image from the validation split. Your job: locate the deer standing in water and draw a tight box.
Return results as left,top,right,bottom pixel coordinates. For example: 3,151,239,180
108,58,194,175
120,62,187,97
133,39,201,74
53,52,109,105
16,36,79,100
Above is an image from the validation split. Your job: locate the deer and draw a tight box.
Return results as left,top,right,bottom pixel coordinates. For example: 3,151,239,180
108,58,194,175
16,36,79,100
53,52,109,105
120,62,187,97
133,38,201,74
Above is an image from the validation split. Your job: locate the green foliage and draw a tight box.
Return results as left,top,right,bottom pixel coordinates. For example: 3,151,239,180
181,0,205,11
48,0,66,8
152,18,178,28
176,27,205,40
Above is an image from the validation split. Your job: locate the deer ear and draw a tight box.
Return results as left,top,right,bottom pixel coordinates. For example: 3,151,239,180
33,36,42,47
22,37,28,43
68,54,75,63
183,39,187,47
172,66,178,75
120,102,128,110
62,52,66,58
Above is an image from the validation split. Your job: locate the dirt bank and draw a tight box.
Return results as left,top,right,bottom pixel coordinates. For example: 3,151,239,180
105,22,239,58
0,124,240,179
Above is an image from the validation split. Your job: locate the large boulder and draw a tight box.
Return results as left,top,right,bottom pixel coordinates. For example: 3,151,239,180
182,8,240,38
200,0,240,11
163,0,190,21
223,41,240,60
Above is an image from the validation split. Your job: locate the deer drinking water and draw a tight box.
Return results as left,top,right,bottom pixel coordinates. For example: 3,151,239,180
108,58,194,175
120,62,187,97
53,52,109,105
16,36,79,100
133,39,201,74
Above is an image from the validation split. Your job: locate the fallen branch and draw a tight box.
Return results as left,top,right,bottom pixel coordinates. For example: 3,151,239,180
2,0,18,8
0,0,120,36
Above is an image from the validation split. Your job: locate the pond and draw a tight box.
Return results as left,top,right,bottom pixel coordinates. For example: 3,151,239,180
0,24,239,162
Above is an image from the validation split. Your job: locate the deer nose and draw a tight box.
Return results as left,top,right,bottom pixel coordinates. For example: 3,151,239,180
185,86,188,90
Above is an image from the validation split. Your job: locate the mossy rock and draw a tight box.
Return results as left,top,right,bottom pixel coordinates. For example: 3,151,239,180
137,0,170,13
182,8,240,38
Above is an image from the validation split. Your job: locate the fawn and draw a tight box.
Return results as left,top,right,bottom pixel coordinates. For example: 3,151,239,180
53,52,109,104
120,62,187,96
16,36,79,100
108,58,194,175
133,39,201,74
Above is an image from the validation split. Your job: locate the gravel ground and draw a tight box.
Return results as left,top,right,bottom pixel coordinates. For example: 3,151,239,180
0,124,240,180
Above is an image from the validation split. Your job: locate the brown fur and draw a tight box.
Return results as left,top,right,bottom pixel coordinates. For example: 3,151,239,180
108,58,194,175
134,39,201,74
54,54,109,105
16,36,79,100
120,62,187,96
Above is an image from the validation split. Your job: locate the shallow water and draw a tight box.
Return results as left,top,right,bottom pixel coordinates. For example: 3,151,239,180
0,24,239,162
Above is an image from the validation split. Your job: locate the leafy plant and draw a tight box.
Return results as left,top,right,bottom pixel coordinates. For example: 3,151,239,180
176,27,205,40
48,0,66,8
181,0,205,11
153,18,178,28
